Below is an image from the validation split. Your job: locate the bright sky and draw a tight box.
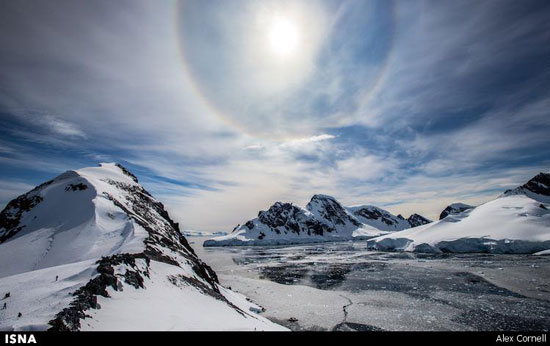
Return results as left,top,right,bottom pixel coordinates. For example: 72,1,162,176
0,0,549,231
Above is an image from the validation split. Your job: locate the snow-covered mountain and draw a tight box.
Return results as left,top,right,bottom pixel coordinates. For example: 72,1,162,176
406,213,432,228
368,172,550,254
439,203,475,220
204,195,431,246
306,194,363,233
346,205,432,231
204,195,387,246
0,163,285,331
346,205,411,231
501,172,550,203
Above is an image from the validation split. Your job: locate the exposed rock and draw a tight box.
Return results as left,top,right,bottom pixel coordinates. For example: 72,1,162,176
65,183,88,191
306,195,362,228
407,214,432,228
0,194,43,243
503,172,550,202
348,205,411,231
49,254,150,331
115,163,139,183
439,203,475,220
254,201,332,236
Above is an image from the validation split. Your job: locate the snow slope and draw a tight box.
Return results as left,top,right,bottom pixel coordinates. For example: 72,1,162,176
0,165,147,278
0,260,97,331
204,194,432,247
80,260,281,331
368,173,550,254
0,163,285,331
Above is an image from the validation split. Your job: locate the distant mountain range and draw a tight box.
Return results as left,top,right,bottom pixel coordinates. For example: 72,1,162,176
204,194,431,246
205,172,550,254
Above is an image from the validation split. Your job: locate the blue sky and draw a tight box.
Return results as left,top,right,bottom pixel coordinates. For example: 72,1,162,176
1,0,549,231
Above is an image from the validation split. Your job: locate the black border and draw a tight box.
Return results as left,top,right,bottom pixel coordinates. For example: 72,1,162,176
1,331,548,345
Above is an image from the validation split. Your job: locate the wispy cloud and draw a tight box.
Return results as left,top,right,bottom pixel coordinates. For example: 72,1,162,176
0,179,36,206
0,0,548,230
42,116,86,138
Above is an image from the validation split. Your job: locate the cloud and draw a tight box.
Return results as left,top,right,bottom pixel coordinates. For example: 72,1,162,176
42,116,86,138
280,134,335,146
0,0,548,230
362,0,550,129
0,179,36,206
178,0,394,138
333,154,396,182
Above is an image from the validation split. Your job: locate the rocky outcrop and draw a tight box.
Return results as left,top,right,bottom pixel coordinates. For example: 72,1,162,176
503,172,550,202
407,214,432,228
439,203,475,220
306,195,362,229
347,205,411,231
49,253,151,331
255,202,332,236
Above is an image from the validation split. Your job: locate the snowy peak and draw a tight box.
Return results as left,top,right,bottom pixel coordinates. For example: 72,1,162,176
347,205,411,231
113,163,139,183
522,172,550,196
205,194,434,246
0,169,91,244
0,163,284,331
439,203,475,220
0,162,209,278
306,194,361,229
257,202,306,230
257,202,332,236
0,163,141,244
205,195,372,246
503,172,550,202
407,213,432,228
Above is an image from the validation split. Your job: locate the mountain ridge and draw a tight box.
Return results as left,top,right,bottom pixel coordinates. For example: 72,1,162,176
0,163,284,331
204,194,432,246
502,172,550,203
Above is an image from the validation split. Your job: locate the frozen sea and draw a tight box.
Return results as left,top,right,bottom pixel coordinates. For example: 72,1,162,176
189,237,550,331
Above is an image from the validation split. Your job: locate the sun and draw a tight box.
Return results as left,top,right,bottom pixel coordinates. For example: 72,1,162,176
268,17,300,58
